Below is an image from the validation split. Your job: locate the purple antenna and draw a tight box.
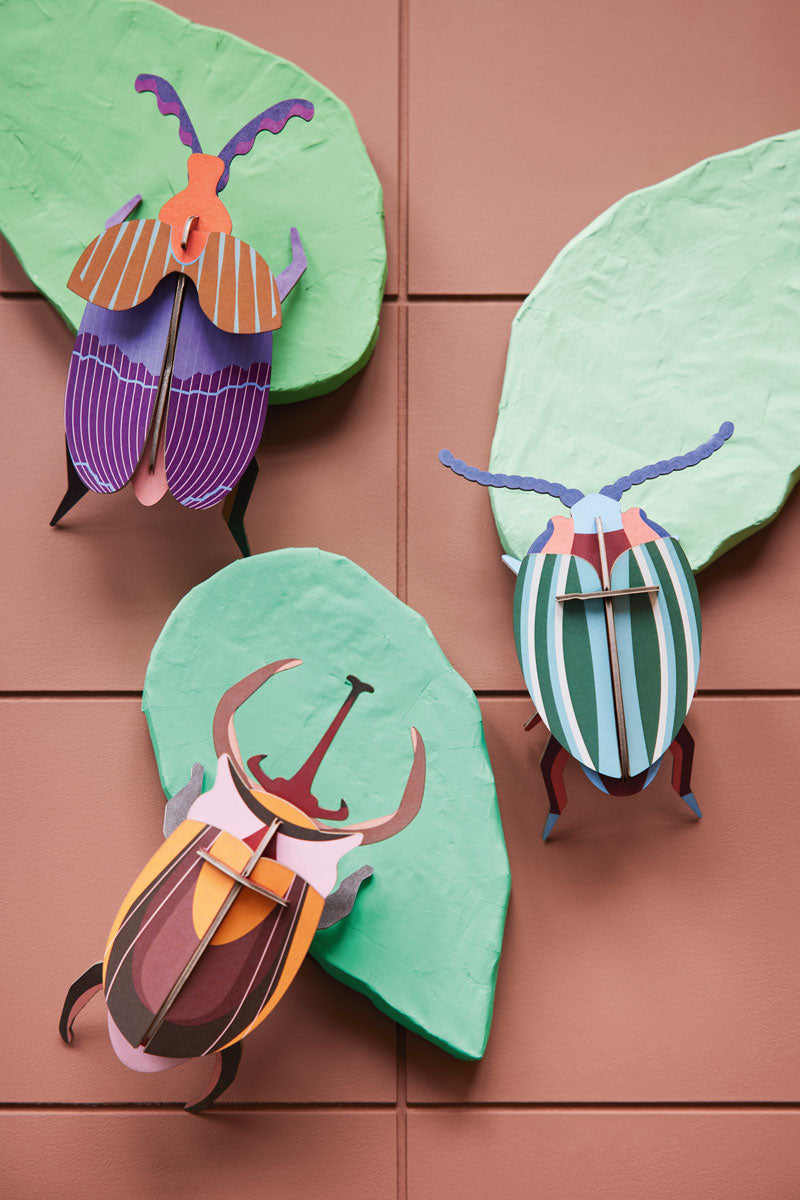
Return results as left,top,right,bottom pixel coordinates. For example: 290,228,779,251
599,421,734,501
135,75,203,155
216,99,315,192
438,449,583,508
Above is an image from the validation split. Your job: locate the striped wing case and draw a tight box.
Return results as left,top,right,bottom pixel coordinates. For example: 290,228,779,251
102,820,323,1059
64,277,273,509
68,219,282,335
514,537,701,779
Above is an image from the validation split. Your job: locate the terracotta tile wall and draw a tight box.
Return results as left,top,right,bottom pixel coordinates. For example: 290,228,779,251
2,1,800,1196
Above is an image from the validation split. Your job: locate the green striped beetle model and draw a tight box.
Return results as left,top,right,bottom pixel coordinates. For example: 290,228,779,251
440,422,734,840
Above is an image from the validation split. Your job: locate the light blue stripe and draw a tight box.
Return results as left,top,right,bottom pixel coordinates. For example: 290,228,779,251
108,222,144,307
608,553,649,777
88,222,128,302
574,557,619,776
546,556,582,763
517,558,532,694
132,222,163,306
74,461,114,489
647,543,678,757
663,538,700,686
183,484,233,503
250,245,260,328
233,240,240,333
214,235,225,326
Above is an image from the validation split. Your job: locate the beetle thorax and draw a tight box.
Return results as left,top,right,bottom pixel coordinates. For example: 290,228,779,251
158,154,233,262
568,492,623,533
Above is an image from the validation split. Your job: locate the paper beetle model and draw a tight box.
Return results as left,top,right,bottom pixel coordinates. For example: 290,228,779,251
59,659,425,1111
51,75,314,555
440,421,734,840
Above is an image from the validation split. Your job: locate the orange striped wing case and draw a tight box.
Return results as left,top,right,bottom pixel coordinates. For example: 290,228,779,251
102,819,323,1060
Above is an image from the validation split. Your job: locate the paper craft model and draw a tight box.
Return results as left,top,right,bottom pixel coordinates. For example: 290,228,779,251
60,659,425,1111
51,75,313,555
440,422,734,840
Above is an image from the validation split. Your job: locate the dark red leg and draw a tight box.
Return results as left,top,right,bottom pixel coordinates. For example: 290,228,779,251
668,724,701,819
540,735,570,841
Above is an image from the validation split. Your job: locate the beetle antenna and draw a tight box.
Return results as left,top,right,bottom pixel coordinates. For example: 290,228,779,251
135,75,203,155
438,449,583,508
599,421,734,501
215,99,314,192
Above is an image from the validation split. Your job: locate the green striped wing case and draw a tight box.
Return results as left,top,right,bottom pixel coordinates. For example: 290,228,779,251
514,536,701,779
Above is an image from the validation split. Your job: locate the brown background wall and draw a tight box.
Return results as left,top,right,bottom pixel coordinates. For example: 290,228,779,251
2,0,800,1196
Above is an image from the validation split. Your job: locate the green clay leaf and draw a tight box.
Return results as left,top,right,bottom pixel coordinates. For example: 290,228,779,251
0,0,386,401
489,132,800,569
143,549,510,1060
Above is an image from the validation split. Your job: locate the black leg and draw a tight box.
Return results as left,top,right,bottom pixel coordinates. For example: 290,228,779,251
59,962,103,1044
50,441,89,526
185,1042,243,1114
222,457,259,557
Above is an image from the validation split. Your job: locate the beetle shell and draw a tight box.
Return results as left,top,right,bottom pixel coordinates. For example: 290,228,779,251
514,506,701,779
64,273,274,509
100,755,364,1066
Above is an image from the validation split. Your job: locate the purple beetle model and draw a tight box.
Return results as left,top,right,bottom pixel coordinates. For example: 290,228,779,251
51,74,313,555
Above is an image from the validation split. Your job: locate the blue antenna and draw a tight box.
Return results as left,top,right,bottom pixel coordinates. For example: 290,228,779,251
599,421,734,501
438,450,583,509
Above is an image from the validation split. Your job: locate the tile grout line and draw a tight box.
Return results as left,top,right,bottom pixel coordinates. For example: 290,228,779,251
1,689,798,701
397,0,410,1196
395,0,411,612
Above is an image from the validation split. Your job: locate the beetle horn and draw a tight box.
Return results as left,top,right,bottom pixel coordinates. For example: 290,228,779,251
135,75,203,155
215,99,315,193
318,728,426,845
212,659,303,777
438,450,583,508
599,421,734,501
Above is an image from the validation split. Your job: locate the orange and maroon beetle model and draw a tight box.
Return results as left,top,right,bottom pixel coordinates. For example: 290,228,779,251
52,75,314,555
60,660,425,1112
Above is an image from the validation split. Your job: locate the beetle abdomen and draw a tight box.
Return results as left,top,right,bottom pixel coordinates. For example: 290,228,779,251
103,822,323,1059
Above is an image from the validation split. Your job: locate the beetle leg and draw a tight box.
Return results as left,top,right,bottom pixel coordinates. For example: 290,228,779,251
275,227,307,301
540,735,570,841
104,194,142,229
59,962,103,1044
163,763,205,837
318,865,374,929
668,725,702,819
222,456,259,557
184,1042,242,1114
50,442,90,527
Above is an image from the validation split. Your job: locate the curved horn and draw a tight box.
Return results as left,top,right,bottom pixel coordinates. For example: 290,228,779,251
319,728,426,845
212,659,302,777
135,75,203,154
216,99,315,192
600,421,734,501
439,449,583,508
